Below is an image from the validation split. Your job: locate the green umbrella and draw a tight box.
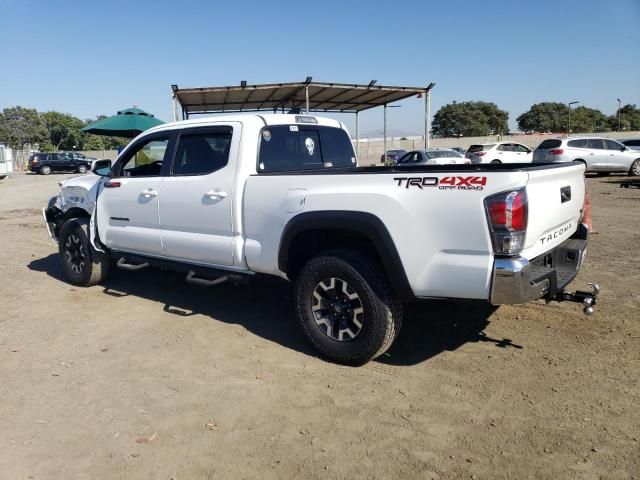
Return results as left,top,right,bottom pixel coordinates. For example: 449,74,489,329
82,107,164,138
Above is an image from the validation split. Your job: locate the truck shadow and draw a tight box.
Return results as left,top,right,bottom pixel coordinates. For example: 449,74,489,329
379,302,521,366
29,254,519,367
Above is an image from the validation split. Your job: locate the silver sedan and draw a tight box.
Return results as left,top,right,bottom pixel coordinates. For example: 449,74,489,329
396,149,470,166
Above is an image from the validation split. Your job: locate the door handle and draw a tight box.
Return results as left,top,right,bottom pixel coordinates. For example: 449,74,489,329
205,190,227,199
141,188,158,198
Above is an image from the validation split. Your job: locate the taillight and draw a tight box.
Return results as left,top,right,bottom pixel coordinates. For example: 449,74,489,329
549,149,564,155
581,191,592,231
484,190,528,255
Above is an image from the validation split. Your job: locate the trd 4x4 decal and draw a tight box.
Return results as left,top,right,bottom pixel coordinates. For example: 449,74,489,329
394,176,487,191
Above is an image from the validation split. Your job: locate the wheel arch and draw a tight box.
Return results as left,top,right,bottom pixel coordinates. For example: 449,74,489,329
278,211,415,301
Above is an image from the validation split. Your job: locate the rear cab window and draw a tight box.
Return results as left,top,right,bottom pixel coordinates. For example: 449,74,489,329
258,125,356,172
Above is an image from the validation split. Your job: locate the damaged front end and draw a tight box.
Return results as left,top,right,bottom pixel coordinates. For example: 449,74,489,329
42,175,101,242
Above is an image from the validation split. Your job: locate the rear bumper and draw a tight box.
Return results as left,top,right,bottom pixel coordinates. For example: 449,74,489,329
490,225,588,304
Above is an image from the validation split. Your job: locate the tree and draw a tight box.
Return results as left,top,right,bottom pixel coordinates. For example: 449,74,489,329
432,101,509,137
0,106,50,149
516,102,570,133
40,111,85,150
609,104,640,131
569,106,609,133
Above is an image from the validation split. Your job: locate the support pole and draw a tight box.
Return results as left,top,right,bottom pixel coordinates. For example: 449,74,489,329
383,104,387,165
424,82,436,148
424,90,428,149
305,85,310,114
355,111,360,160
172,94,179,122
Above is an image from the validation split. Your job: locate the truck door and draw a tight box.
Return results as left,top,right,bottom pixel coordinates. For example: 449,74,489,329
158,124,239,267
95,133,174,256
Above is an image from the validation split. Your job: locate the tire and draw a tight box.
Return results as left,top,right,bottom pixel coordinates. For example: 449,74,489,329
490,159,501,164
40,165,51,175
294,250,402,365
77,165,88,174
58,218,109,287
629,159,640,177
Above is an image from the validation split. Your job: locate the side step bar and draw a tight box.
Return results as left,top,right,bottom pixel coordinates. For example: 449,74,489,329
117,257,149,271
185,271,228,287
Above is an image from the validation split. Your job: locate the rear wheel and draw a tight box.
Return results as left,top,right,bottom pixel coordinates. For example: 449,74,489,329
629,159,640,177
58,218,109,286
77,164,88,174
490,159,501,164
40,165,51,175
294,250,402,365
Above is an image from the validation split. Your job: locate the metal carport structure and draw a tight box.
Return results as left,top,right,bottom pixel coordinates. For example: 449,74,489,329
170,79,436,158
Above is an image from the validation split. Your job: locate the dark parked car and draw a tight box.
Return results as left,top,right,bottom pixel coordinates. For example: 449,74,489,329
27,152,92,175
380,149,407,164
62,152,98,162
620,138,640,151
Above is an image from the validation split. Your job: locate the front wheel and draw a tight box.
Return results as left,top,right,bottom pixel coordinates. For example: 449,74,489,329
294,250,402,365
629,159,640,177
58,218,110,286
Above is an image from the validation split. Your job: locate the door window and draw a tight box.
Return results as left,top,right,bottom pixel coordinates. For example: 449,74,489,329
587,138,605,150
567,139,588,148
514,144,530,153
117,138,170,177
172,130,232,175
605,139,622,150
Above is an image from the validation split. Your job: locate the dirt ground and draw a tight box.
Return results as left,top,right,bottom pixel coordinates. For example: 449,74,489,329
0,172,638,480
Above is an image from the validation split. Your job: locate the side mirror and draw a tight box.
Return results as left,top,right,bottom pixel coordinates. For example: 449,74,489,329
620,146,627,151
92,159,112,177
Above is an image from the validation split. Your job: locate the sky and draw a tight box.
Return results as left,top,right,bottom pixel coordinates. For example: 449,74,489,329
1,0,639,136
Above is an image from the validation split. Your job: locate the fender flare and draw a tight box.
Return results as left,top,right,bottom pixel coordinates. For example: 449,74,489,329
278,211,414,301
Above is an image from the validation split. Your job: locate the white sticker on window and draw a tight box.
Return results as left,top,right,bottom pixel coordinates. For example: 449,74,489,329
289,125,299,132
262,130,271,142
259,162,265,170
304,137,315,156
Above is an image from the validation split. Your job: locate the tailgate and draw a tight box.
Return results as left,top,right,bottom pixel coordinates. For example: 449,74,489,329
523,163,586,259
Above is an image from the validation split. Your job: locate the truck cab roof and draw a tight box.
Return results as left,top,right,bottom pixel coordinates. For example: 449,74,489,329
144,114,344,136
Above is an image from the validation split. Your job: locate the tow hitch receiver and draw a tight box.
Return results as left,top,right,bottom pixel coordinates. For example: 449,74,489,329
551,283,600,316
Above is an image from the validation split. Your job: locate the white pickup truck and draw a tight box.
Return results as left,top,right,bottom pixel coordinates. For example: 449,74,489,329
44,114,597,365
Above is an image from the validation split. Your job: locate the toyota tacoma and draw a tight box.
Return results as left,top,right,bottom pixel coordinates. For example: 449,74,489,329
43,114,597,365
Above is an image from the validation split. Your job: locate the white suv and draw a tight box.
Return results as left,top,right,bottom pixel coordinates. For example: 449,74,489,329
465,142,533,164
532,137,640,176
